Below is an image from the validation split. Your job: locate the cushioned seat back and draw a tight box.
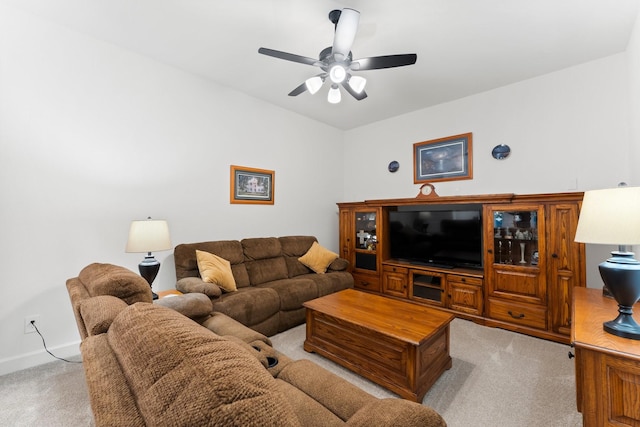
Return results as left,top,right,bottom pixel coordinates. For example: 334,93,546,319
77,263,153,304
108,303,301,426
279,236,317,277
241,237,289,286
174,240,250,288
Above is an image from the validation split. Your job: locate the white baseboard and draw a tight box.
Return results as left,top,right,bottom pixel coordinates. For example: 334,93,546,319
0,341,82,376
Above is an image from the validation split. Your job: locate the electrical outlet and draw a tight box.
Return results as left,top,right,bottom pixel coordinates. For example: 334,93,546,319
24,315,40,334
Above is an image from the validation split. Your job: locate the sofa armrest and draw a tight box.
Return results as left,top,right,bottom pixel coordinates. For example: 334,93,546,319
201,312,271,346
154,292,213,322
327,257,349,272
346,399,445,426
176,277,222,298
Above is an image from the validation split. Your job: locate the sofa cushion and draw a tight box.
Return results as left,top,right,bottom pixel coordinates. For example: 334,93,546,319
174,241,250,288
213,287,281,329
258,278,318,311
196,250,237,292
107,303,301,427
298,242,339,274
78,263,152,304
279,236,316,277
79,295,128,336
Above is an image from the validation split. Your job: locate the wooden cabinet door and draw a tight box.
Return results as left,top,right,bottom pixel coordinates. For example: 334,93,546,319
484,204,546,305
448,275,483,315
382,266,408,298
547,202,585,336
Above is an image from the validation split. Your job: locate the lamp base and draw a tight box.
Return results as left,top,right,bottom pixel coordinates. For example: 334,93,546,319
138,255,160,300
603,311,640,340
599,251,640,340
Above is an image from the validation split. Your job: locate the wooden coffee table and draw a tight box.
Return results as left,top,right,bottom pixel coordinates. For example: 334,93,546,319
303,289,454,402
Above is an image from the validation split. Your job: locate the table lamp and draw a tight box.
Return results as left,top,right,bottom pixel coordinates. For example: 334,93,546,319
125,217,172,300
574,186,640,339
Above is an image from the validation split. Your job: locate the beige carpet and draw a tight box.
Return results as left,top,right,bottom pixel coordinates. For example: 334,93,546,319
271,318,582,427
0,318,581,426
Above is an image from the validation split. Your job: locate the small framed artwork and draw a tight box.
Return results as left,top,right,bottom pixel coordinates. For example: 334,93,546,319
230,165,274,205
413,133,473,183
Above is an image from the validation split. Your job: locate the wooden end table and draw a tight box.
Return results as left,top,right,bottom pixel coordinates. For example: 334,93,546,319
303,289,454,402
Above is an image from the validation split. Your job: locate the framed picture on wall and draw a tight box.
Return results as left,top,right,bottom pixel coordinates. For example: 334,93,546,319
230,165,274,205
413,133,473,183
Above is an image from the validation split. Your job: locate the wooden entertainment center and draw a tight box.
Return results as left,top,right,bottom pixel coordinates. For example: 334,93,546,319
338,190,585,344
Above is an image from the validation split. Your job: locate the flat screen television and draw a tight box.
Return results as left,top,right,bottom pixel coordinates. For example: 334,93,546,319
388,204,483,269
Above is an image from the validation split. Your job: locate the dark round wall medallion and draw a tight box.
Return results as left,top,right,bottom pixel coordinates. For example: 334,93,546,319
388,161,399,172
491,144,511,160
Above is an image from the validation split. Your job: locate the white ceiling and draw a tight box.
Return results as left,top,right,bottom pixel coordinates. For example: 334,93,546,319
4,0,639,130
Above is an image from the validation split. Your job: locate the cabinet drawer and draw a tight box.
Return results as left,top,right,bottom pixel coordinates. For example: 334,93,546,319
383,265,409,275
447,275,482,287
352,273,381,293
488,298,547,330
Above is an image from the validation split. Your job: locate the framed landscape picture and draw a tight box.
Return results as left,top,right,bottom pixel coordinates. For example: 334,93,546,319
230,165,274,205
413,133,473,183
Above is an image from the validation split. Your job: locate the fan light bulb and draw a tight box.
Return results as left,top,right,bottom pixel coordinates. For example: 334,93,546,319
329,65,347,84
305,76,323,95
328,85,341,104
348,75,367,94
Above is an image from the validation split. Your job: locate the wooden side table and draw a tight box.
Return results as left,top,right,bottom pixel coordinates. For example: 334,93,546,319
572,287,640,426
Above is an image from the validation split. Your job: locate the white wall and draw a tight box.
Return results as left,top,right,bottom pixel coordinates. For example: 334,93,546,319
343,53,633,289
628,8,640,185
0,5,343,375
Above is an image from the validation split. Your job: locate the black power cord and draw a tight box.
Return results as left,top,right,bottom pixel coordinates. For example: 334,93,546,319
31,320,82,364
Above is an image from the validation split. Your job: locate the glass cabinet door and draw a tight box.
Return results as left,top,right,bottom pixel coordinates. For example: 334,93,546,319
354,211,377,250
492,209,539,266
354,210,377,271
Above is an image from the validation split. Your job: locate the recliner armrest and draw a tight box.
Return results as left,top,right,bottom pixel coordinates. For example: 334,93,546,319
346,399,446,426
154,292,213,322
176,277,222,298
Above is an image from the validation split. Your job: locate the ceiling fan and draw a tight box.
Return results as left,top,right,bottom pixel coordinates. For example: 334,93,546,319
258,8,417,104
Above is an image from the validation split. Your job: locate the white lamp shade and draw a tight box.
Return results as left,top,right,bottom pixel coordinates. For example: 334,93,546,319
125,219,172,253
328,86,341,104
348,75,367,93
574,186,640,245
305,76,323,95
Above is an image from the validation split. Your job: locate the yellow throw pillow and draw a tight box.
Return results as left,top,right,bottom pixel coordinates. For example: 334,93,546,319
298,242,339,274
195,250,237,292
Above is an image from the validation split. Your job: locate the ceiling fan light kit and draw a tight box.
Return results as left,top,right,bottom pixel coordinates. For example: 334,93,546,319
258,8,417,104
328,85,342,104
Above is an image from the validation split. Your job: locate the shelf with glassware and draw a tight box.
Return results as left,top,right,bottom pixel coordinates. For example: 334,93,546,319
492,210,540,267
338,203,382,292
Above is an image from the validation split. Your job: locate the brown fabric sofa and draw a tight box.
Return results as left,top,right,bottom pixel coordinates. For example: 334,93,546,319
66,263,447,427
174,236,354,336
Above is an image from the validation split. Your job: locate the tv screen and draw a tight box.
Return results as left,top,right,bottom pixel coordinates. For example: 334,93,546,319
388,204,483,269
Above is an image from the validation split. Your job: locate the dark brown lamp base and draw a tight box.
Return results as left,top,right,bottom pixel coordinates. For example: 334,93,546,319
138,254,160,300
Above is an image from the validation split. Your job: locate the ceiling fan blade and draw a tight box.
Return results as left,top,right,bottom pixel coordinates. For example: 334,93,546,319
351,54,417,71
258,47,318,66
332,9,360,59
288,82,308,97
341,81,368,101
